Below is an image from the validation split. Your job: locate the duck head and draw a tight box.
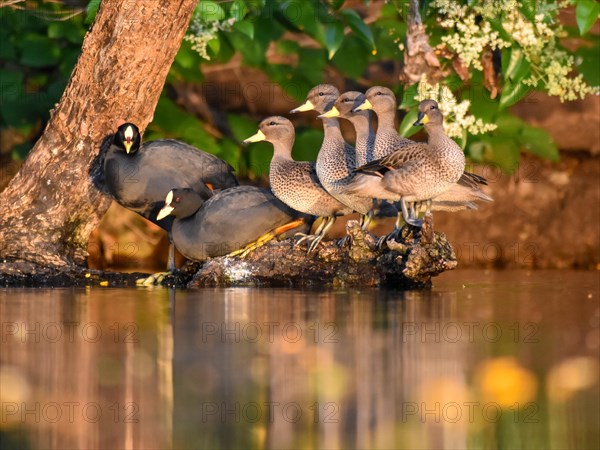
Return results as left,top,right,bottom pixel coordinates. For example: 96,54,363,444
413,100,443,127
320,91,369,119
290,84,340,115
353,86,397,114
242,116,295,160
242,116,294,147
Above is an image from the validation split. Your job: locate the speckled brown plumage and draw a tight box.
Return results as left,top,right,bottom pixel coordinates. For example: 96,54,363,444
332,91,375,167
292,84,373,216
250,116,352,217
354,100,465,203
359,86,413,160
356,86,492,207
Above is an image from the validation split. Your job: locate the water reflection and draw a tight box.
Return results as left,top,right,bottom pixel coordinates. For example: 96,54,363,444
1,270,598,449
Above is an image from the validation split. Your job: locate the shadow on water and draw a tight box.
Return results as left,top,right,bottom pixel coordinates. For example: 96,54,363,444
1,270,599,449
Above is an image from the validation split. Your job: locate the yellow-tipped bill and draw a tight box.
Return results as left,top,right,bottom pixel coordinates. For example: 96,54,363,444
242,129,266,144
413,111,429,127
289,100,315,113
352,99,373,112
318,106,340,118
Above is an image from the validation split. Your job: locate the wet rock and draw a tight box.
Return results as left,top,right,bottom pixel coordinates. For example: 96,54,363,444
183,219,456,289
0,258,146,287
0,218,457,288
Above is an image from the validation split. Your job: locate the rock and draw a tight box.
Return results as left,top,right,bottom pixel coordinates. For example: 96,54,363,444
173,219,457,289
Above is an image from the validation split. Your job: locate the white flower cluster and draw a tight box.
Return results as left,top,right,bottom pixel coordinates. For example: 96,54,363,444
504,10,597,102
431,0,598,102
441,14,509,70
502,11,554,54
416,77,498,139
184,17,236,60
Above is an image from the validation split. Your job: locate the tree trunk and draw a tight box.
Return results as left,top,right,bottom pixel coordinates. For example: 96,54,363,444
400,0,444,84
0,0,197,268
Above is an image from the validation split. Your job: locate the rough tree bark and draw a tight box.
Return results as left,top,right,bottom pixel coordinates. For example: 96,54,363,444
0,0,197,269
400,0,444,84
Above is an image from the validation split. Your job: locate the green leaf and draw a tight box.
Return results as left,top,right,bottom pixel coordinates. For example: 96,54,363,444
499,80,531,110
576,0,600,35
228,113,260,144
196,1,226,22
230,0,248,21
503,49,530,82
575,34,600,86
225,29,265,66
217,138,242,171
207,37,220,55
47,20,85,44
297,48,326,85
519,125,560,162
174,40,200,69
372,19,406,60
398,109,420,137
495,114,526,135
341,9,376,52
467,85,498,123
324,21,345,59
0,70,24,102
19,34,61,67
233,20,254,39
399,83,419,110
484,135,520,173
294,128,323,161
279,1,323,42
151,96,220,154
229,113,270,178
331,35,368,78
86,0,101,25
379,2,398,19
468,139,490,162
332,0,345,10
0,29,17,60
277,40,300,55
170,40,204,83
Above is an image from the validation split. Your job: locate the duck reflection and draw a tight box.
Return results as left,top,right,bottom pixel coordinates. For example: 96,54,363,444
1,273,598,450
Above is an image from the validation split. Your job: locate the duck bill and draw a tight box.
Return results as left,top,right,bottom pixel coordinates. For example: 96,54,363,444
290,100,315,113
352,99,373,112
242,129,266,144
413,112,429,127
317,106,340,118
157,204,174,221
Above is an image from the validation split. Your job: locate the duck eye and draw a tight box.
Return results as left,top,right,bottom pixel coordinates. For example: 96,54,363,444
376,91,382,96
430,105,436,110
344,98,350,102
318,92,324,97
269,121,276,126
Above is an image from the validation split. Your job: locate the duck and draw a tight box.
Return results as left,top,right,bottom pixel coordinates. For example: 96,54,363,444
242,116,352,253
290,85,375,236
156,186,311,262
320,91,375,167
353,99,467,227
353,86,492,209
103,122,239,270
324,92,488,219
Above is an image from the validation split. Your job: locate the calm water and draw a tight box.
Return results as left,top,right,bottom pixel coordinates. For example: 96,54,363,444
1,270,598,450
